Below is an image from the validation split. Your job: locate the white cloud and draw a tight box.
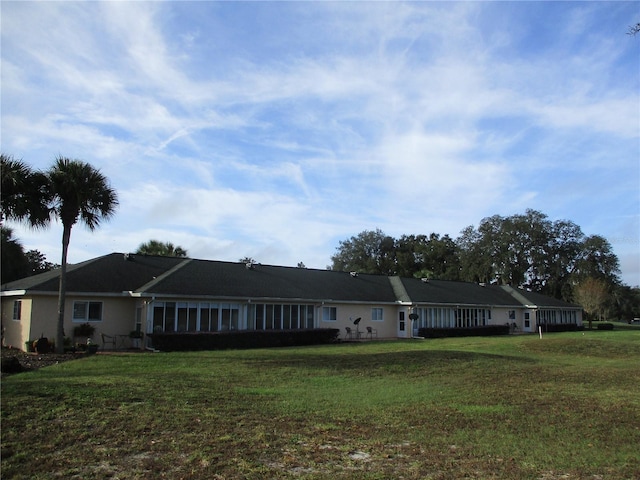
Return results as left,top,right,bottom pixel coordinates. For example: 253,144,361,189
1,1,638,282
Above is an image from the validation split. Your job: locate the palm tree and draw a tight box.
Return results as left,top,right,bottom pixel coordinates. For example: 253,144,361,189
1,154,51,227
48,157,118,353
136,240,188,257
1,226,30,283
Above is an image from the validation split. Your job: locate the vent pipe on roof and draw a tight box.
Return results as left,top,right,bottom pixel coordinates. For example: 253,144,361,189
350,271,358,277
124,253,135,262
421,278,429,283
246,262,255,270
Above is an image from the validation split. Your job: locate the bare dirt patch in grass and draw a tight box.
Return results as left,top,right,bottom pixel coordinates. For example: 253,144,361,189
1,346,82,377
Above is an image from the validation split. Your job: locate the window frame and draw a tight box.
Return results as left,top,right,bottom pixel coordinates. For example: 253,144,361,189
371,307,384,322
322,306,337,322
72,301,104,323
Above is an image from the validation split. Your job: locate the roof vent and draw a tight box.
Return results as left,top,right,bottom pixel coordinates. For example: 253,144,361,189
350,271,358,277
479,282,486,287
245,262,255,270
124,253,135,262
421,278,429,283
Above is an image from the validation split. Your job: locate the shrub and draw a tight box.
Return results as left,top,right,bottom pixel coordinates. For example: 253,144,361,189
149,329,340,352
538,323,580,333
33,337,51,354
418,325,510,338
1,356,24,374
597,323,614,330
73,323,95,338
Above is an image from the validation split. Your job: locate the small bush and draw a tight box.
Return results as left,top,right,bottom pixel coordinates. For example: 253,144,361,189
33,338,51,354
149,329,340,351
1,356,24,374
73,323,95,338
597,323,614,330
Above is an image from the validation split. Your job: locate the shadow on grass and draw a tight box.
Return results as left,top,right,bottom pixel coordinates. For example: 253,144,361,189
237,348,538,375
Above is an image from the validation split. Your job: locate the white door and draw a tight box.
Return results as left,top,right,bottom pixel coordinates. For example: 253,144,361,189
523,311,533,332
397,311,407,338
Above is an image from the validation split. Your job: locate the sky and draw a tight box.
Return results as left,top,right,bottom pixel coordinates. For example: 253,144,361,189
1,1,639,286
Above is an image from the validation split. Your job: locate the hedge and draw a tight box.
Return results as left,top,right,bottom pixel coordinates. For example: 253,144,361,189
149,328,340,351
537,323,581,333
596,323,614,330
418,325,510,338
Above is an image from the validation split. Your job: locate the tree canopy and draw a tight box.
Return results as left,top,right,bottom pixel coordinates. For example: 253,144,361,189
330,229,396,276
573,277,609,328
457,209,620,299
1,227,59,283
1,227,30,283
136,240,188,257
330,209,626,313
1,154,51,228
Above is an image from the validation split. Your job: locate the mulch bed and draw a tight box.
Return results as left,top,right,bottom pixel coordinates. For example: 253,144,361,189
1,347,84,377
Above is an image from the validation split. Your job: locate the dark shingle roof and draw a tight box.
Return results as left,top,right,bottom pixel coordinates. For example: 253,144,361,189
508,288,581,308
145,260,398,303
1,253,184,294
400,278,521,306
1,252,580,310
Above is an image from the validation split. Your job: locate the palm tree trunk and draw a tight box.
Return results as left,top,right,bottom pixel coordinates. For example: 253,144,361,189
56,224,72,353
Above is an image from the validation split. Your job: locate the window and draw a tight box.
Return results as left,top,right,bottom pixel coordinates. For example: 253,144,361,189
176,302,199,332
12,300,22,321
249,303,314,330
524,312,530,320
135,307,143,332
322,306,337,322
73,301,103,322
508,310,516,320
371,307,384,321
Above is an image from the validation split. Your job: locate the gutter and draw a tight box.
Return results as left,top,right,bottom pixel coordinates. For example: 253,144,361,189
0,290,27,297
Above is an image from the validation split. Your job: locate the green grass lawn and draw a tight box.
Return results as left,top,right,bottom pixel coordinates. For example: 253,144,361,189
2,330,640,479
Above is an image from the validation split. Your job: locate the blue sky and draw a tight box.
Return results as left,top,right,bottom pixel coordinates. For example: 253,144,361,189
2,1,639,286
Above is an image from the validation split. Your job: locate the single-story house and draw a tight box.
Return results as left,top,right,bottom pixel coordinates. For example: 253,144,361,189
1,253,583,351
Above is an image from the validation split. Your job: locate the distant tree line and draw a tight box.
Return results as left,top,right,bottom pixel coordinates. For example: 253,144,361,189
330,209,639,321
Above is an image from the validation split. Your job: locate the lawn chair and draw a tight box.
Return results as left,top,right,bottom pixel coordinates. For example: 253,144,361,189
345,327,354,340
101,333,117,351
366,326,378,339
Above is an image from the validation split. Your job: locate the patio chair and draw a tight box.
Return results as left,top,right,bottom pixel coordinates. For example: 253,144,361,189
101,333,117,351
366,326,378,339
345,327,354,340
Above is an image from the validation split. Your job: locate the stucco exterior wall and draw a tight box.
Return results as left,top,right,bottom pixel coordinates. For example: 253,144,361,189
2,289,585,353
318,303,399,340
2,294,139,351
28,296,59,342
490,306,522,331
1,296,34,350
